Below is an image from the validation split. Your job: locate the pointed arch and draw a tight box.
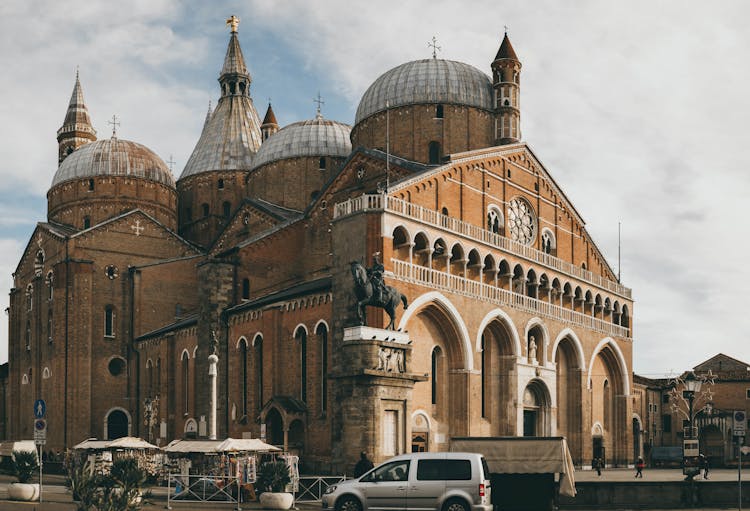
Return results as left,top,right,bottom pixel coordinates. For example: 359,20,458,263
523,318,550,365
398,291,473,370
551,328,585,370
475,308,521,357
587,337,630,394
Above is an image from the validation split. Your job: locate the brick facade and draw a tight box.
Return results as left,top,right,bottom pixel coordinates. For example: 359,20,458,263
3,27,636,473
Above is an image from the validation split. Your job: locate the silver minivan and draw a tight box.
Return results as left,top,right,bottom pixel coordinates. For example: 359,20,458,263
322,452,492,511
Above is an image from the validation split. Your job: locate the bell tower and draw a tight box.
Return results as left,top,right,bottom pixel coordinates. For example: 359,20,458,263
57,70,96,165
492,32,521,145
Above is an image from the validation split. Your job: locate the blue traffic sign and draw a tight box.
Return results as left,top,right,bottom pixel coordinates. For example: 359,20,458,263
33,399,46,419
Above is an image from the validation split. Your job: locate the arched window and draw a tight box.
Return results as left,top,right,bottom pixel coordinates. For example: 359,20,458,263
428,141,441,164
487,206,503,235
88,178,95,191
240,339,248,417
202,203,209,218
254,336,263,412
46,271,54,300
435,104,444,119
296,327,308,402
541,230,556,255
317,323,329,416
25,320,31,351
431,346,442,405
156,358,161,393
104,306,115,337
34,250,45,276
218,178,224,190
26,284,33,311
319,157,326,170
241,278,250,300
223,201,231,219
47,309,53,343
83,216,91,229
182,352,190,415
481,335,487,418
146,360,154,397
603,380,611,431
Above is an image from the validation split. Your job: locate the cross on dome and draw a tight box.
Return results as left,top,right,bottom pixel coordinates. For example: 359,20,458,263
108,115,120,138
226,15,240,33
428,36,441,59
314,92,325,118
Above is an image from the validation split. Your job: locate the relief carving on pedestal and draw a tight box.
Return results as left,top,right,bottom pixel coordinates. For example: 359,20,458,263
375,346,405,373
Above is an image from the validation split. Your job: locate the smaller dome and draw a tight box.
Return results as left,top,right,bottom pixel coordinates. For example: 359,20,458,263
52,138,175,188
251,117,352,170
355,59,493,125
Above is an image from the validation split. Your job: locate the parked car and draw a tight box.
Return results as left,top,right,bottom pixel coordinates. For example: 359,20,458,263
322,452,492,511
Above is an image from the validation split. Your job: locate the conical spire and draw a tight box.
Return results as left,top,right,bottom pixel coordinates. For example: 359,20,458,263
495,32,518,61
261,102,279,141
202,100,213,131
57,70,97,165
220,16,249,79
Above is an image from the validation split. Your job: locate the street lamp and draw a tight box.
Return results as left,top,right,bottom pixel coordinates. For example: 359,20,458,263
669,370,714,481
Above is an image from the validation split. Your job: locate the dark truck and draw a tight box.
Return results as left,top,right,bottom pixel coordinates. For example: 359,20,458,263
450,437,576,511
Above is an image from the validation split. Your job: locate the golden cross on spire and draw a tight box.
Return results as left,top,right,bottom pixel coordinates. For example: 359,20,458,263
314,92,325,118
428,36,441,59
108,115,120,138
226,15,240,33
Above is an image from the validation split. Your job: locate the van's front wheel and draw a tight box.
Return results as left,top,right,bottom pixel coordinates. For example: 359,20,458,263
336,495,362,511
443,498,469,511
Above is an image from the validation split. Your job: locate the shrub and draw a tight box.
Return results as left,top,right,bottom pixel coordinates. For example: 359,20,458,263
11,450,38,484
257,460,291,493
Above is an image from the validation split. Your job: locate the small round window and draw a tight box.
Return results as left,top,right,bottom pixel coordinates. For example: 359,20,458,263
105,265,119,280
108,357,126,376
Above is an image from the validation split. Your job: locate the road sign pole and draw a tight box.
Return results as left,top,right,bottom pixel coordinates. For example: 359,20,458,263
38,443,43,503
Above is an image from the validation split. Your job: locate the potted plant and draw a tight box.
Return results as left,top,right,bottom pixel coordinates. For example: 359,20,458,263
8,449,40,501
257,460,293,510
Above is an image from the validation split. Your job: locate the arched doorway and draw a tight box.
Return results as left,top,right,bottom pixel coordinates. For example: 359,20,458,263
479,314,517,436
632,416,642,461
106,409,129,440
522,381,550,437
554,334,583,463
265,408,284,446
700,424,724,467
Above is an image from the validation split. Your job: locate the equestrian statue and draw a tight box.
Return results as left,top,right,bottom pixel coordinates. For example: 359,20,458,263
350,254,408,330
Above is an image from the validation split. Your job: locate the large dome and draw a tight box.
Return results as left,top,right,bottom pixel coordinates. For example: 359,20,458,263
355,59,494,125
251,117,352,170
52,138,175,188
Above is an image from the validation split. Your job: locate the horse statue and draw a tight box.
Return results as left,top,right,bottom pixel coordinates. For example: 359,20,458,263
350,260,408,330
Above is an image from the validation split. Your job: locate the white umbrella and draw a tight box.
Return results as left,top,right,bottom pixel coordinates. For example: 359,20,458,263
215,438,281,452
106,437,160,449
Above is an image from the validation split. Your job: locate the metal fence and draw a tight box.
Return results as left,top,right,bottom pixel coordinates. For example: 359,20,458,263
295,475,348,503
166,473,243,509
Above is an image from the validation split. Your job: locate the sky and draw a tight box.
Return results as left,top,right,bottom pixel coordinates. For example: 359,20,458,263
0,0,748,378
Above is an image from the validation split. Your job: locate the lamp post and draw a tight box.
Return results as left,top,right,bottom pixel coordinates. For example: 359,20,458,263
669,370,714,481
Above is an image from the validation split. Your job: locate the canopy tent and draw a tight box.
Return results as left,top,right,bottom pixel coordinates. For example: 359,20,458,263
72,437,159,450
0,440,36,457
165,438,280,454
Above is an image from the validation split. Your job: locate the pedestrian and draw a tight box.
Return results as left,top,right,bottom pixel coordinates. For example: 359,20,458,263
700,454,709,479
635,457,644,478
594,457,602,476
353,451,374,478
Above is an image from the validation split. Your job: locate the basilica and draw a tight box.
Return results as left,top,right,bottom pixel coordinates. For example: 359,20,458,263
3,17,634,473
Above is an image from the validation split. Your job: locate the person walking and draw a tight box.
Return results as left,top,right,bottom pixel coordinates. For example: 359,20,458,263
635,457,645,478
700,454,709,479
594,457,602,476
354,451,374,478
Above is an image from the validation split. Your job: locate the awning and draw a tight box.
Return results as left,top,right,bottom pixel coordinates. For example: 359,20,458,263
0,440,36,457
215,438,280,452
72,437,159,450
164,439,224,453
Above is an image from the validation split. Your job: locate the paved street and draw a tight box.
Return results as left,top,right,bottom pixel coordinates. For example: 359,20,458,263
1,468,749,510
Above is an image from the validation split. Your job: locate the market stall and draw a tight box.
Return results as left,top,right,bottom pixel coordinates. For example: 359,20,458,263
69,437,162,479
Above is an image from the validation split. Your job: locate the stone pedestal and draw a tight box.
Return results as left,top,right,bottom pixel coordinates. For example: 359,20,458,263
331,326,427,471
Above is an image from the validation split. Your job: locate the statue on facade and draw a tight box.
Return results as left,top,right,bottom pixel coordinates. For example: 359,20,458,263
350,255,408,330
210,330,219,356
528,336,537,363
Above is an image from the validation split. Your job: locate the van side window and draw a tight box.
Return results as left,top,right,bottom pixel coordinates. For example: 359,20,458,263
363,460,410,482
417,459,472,481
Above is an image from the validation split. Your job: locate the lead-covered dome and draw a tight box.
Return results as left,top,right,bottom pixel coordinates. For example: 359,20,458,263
51,137,175,188
355,59,494,125
251,116,352,170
